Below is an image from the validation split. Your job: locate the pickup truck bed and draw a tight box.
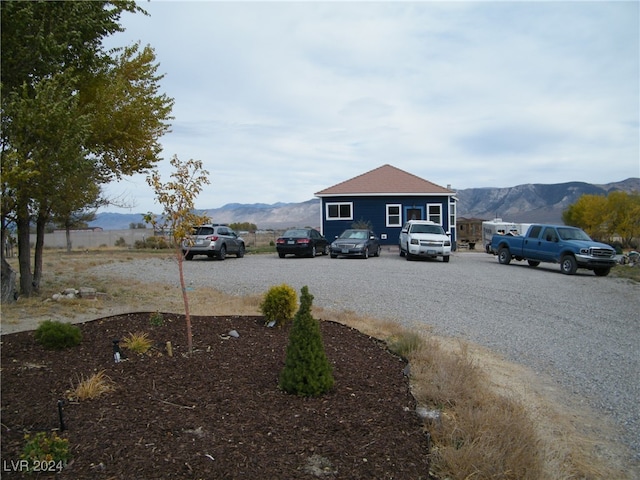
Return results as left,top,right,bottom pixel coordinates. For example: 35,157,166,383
491,224,617,276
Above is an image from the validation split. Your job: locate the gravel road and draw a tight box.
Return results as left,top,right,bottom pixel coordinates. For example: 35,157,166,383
92,249,640,469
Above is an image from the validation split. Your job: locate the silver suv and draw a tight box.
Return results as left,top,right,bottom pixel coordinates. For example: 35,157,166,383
182,224,245,260
399,220,451,262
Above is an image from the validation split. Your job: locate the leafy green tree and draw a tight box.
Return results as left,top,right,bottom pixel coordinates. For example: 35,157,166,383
146,155,210,353
1,1,173,298
280,286,334,397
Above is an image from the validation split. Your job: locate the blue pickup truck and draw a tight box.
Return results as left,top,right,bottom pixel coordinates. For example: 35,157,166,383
490,224,617,276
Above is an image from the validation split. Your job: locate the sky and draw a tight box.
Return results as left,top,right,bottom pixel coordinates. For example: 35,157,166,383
100,0,640,213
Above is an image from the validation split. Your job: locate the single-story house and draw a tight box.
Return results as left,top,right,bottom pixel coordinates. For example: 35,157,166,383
315,164,458,246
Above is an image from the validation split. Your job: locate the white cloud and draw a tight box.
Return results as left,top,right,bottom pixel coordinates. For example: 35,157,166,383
101,0,639,212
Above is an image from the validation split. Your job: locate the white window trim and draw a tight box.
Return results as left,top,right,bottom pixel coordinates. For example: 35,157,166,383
325,202,353,221
426,203,442,225
386,204,402,227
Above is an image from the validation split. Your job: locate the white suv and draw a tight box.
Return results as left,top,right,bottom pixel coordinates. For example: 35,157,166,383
399,220,451,262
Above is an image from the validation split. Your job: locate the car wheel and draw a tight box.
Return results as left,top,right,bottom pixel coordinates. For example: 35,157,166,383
374,245,381,257
593,267,611,277
527,260,540,267
184,251,193,261
362,247,369,259
405,244,413,261
560,255,577,275
322,245,329,255
497,247,511,265
236,244,245,258
309,245,316,258
330,254,338,258
443,255,450,263
278,252,285,258
218,245,226,260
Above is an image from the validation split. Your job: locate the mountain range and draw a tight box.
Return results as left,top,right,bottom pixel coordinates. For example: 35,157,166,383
90,178,640,230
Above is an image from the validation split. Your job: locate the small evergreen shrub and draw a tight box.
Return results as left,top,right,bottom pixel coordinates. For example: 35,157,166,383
149,311,165,327
279,286,334,397
260,284,298,327
21,431,70,471
34,321,82,350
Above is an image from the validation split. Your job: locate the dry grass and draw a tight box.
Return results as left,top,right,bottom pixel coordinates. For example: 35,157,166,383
121,331,153,354
2,248,633,479
70,370,115,401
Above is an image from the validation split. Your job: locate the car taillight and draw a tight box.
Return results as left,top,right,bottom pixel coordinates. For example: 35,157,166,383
276,238,286,244
205,235,219,241
296,238,310,244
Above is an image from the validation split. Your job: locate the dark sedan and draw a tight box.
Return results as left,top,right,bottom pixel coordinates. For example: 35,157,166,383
330,229,381,259
276,228,329,258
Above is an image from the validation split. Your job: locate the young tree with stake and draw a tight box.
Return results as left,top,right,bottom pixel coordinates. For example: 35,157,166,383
146,155,210,353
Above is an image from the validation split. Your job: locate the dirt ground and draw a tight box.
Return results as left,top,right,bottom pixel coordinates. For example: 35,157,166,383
1,313,433,479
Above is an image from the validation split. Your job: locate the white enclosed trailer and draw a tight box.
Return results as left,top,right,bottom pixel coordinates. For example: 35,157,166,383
482,219,531,253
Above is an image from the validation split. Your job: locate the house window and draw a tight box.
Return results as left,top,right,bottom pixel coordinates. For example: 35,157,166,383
449,201,456,232
326,202,353,220
386,204,401,227
427,203,442,224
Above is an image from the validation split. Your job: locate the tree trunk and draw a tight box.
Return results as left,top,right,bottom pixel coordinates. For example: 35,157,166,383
176,247,193,353
32,209,48,293
1,256,18,303
16,196,33,297
65,224,72,253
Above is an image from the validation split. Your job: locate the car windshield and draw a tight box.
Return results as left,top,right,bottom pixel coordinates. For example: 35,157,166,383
283,229,309,238
339,230,368,239
410,224,444,235
557,227,592,241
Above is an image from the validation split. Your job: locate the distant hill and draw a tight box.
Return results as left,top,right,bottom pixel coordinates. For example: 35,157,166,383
90,178,639,230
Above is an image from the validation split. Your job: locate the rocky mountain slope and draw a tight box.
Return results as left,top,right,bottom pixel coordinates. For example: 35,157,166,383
91,178,639,230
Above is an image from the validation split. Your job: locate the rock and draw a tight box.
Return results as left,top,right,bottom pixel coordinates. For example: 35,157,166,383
79,287,97,299
228,330,240,338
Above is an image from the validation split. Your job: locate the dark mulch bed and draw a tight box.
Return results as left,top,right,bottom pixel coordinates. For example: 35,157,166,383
1,313,431,479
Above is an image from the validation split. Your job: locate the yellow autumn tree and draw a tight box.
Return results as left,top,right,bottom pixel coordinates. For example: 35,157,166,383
562,194,608,240
146,155,210,353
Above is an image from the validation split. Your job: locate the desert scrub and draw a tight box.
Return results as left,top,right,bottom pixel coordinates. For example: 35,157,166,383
121,331,153,354
260,284,298,327
280,286,334,397
34,320,82,349
388,330,424,359
71,370,115,400
21,431,70,470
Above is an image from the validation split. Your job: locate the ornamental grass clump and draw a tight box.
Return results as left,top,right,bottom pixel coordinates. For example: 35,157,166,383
260,284,298,327
121,331,153,354
279,286,334,397
34,320,82,350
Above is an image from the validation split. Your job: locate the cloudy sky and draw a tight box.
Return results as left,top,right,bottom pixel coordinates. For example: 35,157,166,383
101,1,639,213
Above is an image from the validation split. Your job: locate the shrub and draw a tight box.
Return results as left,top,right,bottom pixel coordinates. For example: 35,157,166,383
71,370,115,401
149,311,164,327
21,431,70,470
121,331,153,354
279,286,334,397
260,284,298,327
34,321,82,350
114,237,127,247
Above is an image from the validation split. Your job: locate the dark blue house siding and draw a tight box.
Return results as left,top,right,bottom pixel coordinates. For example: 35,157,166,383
320,195,455,246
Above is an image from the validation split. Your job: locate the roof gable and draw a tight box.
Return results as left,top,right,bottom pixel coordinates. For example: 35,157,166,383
315,164,453,197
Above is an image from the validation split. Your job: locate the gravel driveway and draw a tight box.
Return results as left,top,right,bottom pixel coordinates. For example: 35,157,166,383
93,249,640,469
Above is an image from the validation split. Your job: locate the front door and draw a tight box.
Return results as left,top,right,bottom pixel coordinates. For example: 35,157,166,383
405,207,423,221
